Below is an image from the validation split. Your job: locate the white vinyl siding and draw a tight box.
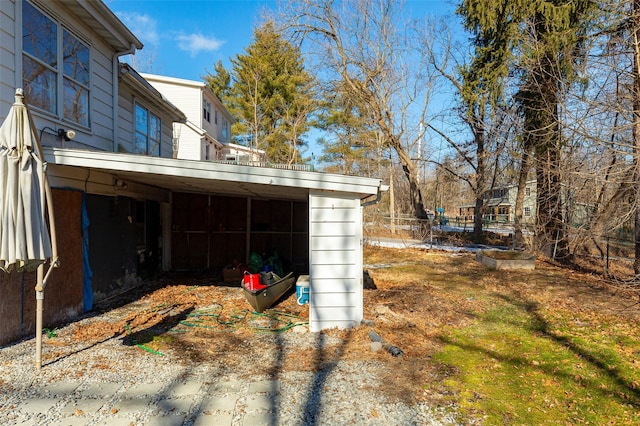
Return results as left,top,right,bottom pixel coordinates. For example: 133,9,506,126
143,80,203,160
308,192,363,331
0,0,16,121
141,74,233,160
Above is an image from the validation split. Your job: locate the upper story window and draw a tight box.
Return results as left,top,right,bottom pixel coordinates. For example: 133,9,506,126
215,109,218,125
22,1,90,127
525,187,531,196
135,103,161,156
221,118,228,139
203,100,211,123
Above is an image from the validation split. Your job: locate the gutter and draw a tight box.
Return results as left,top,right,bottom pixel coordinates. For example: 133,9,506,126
361,184,389,207
112,44,137,152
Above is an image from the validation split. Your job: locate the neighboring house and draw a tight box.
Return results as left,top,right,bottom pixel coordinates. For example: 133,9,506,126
0,0,383,344
458,180,592,227
459,181,537,224
141,73,234,161
222,142,266,163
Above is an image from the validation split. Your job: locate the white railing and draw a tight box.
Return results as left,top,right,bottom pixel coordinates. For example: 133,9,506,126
213,159,314,172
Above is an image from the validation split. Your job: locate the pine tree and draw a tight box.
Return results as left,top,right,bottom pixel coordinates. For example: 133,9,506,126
203,60,232,104
228,22,315,163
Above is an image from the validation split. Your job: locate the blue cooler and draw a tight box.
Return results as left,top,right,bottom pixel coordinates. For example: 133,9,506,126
296,275,309,305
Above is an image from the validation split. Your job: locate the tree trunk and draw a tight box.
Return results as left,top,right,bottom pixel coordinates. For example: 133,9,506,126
473,109,486,244
633,0,640,275
393,138,428,219
522,46,569,261
514,146,532,248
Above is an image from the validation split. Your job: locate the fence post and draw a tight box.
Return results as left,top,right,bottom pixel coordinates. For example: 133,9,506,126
605,236,609,277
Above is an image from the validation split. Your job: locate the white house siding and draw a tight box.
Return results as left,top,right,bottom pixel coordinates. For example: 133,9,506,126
142,74,234,160
88,45,116,151
117,88,134,152
308,191,363,332
0,1,16,121
143,79,204,160
201,91,217,137
175,123,203,160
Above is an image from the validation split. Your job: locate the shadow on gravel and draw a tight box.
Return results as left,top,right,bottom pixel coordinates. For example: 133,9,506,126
302,330,353,425
121,305,195,350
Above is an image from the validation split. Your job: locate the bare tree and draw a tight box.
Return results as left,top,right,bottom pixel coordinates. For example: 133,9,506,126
275,0,441,219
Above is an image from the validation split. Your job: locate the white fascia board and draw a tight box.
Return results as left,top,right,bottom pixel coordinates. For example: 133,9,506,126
184,120,206,136
43,148,382,196
140,73,205,89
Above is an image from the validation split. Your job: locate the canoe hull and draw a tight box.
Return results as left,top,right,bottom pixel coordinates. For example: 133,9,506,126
241,273,296,312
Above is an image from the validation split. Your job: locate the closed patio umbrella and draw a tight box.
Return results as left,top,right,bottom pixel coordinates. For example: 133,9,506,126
0,88,58,370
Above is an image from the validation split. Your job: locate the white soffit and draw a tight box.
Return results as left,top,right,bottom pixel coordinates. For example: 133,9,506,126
43,148,382,201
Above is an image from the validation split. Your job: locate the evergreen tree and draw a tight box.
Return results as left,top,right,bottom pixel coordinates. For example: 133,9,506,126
228,22,315,163
458,0,596,258
203,60,232,104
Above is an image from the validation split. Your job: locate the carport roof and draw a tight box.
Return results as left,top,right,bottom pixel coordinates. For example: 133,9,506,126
43,148,382,201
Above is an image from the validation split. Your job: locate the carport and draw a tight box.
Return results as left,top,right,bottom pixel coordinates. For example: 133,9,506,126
42,147,383,331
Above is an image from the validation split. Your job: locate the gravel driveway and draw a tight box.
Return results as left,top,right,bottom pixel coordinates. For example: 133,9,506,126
0,277,460,426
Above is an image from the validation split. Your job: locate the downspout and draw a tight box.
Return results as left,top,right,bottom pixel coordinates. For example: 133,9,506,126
112,44,137,152
361,184,389,207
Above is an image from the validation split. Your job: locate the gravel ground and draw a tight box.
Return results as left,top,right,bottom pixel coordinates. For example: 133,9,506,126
0,292,462,426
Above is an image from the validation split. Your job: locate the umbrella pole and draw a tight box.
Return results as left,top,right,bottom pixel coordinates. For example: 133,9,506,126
27,100,58,371
35,265,44,370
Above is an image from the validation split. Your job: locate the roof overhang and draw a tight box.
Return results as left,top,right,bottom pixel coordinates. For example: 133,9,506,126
60,0,143,52
43,148,382,202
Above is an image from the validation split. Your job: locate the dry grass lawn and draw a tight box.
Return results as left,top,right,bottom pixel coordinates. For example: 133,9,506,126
62,244,640,422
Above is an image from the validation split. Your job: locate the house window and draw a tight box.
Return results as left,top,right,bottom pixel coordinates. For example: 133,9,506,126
205,144,210,160
525,187,531,196
221,118,228,139
135,103,161,156
22,0,90,127
203,100,211,123
215,109,218,124
524,207,531,216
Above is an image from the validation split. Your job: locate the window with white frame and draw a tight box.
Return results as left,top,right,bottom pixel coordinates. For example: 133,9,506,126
203,100,211,123
524,207,531,216
135,103,161,156
22,0,90,127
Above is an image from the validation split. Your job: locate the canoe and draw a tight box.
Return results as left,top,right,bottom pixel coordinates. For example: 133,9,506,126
241,272,296,312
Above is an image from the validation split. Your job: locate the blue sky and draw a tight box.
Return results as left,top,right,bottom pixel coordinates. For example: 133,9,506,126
107,0,458,82
106,0,459,161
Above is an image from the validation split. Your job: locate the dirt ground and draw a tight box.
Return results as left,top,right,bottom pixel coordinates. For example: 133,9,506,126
64,245,640,407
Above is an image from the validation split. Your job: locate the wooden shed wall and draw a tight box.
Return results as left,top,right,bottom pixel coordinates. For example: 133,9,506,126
171,192,309,274
0,189,83,345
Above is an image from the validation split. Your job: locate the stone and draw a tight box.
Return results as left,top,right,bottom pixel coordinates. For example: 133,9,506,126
370,342,383,352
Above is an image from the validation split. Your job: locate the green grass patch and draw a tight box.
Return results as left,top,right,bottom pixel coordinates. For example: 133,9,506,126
434,298,640,424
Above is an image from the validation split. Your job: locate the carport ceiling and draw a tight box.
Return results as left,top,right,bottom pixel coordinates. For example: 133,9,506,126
101,167,310,200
